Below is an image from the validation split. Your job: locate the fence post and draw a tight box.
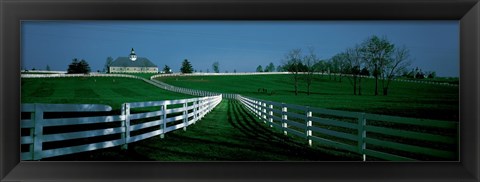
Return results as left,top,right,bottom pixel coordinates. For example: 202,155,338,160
281,103,288,136
305,107,312,147
268,104,273,128
121,103,130,150
32,104,44,160
262,102,267,123
358,113,366,161
183,102,188,131
161,103,167,138
193,100,198,124
160,104,165,139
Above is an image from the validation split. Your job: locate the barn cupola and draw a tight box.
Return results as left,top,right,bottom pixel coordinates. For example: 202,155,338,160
129,48,137,61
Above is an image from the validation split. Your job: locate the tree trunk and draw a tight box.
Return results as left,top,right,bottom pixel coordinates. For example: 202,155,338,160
374,65,378,96
307,84,310,95
294,78,298,95
358,78,362,95
383,87,388,96
353,76,357,95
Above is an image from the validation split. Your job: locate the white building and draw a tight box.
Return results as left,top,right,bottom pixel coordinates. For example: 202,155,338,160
108,48,158,73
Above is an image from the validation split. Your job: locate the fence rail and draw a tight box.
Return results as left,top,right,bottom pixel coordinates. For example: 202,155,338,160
21,95,222,160
151,72,458,87
238,96,458,161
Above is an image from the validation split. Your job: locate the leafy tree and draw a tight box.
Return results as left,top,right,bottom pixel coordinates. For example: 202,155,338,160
180,59,193,73
67,58,91,74
256,65,263,72
163,65,172,74
233,69,237,73
360,67,370,76
104,56,113,73
212,61,220,73
264,62,275,72
360,35,395,96
276,65,284,72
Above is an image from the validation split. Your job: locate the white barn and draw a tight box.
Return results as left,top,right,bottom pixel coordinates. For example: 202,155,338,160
108,48,159,73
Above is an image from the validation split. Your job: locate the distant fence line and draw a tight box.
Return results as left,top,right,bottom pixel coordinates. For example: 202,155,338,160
151,72,458,87
21,95,222,160
21,70,67,74
21,71,457,87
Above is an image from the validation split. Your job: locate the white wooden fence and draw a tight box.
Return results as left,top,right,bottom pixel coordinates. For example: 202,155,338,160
21,95,222,160
151,72,458,87
238,95,458,161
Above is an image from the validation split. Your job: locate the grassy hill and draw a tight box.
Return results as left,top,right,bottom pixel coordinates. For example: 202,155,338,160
21,77,193,109
156,74,459,121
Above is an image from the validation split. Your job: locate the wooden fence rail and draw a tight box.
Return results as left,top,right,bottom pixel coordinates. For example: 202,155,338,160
238,96,458,161
21,95,222,160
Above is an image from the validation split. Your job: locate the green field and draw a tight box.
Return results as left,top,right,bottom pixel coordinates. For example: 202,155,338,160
45,100,360,161
21,77,192,109
156,74,459,121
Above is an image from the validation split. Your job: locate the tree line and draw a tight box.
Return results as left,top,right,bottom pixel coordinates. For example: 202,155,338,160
280,35,413,96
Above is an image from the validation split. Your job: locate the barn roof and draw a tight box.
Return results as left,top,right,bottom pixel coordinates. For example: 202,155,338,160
110,57,157,67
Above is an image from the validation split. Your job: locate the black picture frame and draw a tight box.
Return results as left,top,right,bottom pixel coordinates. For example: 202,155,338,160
1,0,479,181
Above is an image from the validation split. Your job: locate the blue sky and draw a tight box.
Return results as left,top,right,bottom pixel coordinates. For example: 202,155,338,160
21,21,459,77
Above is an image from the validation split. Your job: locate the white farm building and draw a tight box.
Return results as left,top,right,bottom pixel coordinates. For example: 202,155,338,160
109,48,159,73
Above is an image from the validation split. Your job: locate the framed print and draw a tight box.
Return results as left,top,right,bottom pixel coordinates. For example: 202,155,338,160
1,0,479,181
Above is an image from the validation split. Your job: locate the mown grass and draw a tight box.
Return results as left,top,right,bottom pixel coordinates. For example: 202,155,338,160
45,100,361,161
21,77,193,110
156,74,459,121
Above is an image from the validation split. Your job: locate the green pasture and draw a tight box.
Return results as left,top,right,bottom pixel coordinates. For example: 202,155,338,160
156,74,459,121
46,100,360,161
21,77,193,109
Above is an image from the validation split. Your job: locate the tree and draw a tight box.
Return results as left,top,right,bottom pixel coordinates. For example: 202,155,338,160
67,58,91,74
104,56,113,73
381,46,411,95
233,69,237,73
163,65,172,74
360,35,395,96
283,49,303,95
303,48,319,95
276,65,284,72
256,65,263,72
180,59,193,73
67,58,79,73
212,61,220,73
330,53,349,82
46,65,51,71
343,45,365,95
265,62,275,72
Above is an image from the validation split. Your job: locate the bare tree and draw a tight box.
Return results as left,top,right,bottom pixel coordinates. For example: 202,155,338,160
381,46,411,95
343,45,366,95
283,49,303,96
303,48,319,95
